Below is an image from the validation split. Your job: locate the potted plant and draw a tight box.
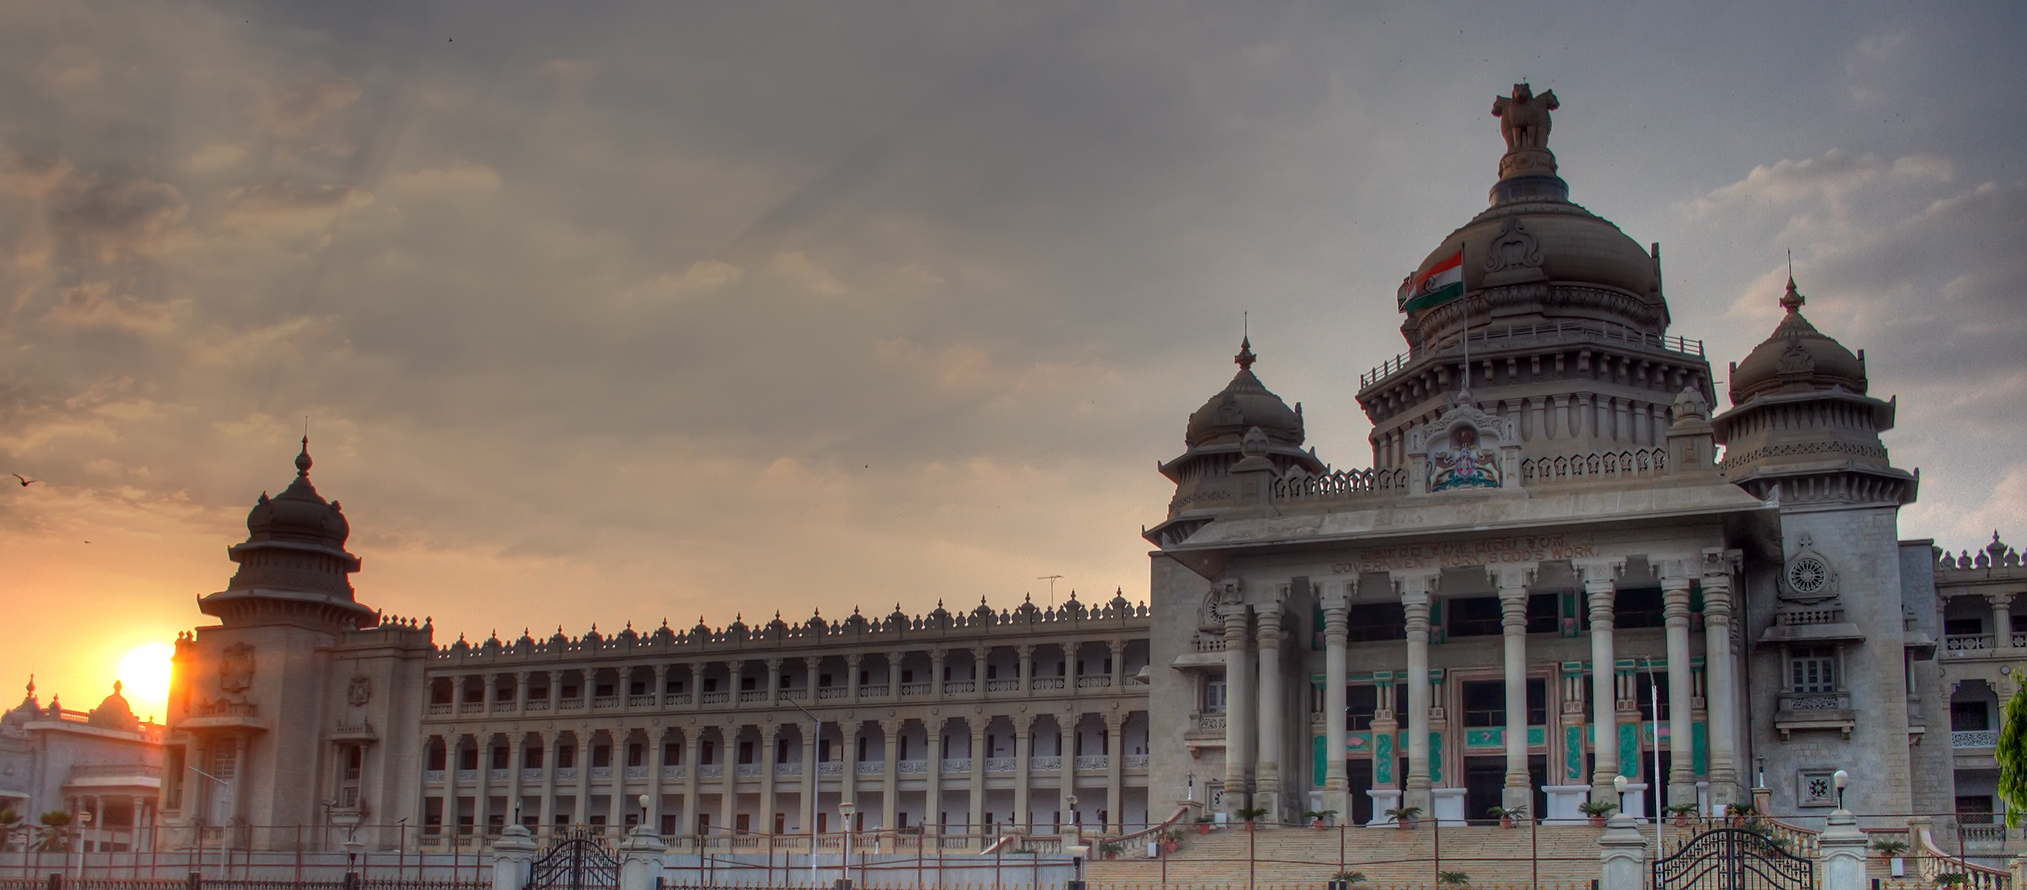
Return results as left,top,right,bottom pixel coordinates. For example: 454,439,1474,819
1486,805,1527,828
1195,814,1215,835
1305,809,1338,830
1161,828,1183,853
1664,803,1700,826
1327,869,1367,890
1936,873,1969,888
1870,837,1908,860
1383,805,1423,830
1097,840,1122,860
1577,799,1617,827
1437,870,1471,886
1235,807,1269,831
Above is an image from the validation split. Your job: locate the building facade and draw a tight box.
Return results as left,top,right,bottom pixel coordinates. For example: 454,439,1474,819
154,84,2010,855
0,680,165,851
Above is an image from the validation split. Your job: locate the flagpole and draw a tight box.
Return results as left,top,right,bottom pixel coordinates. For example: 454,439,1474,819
1460,242,1470,385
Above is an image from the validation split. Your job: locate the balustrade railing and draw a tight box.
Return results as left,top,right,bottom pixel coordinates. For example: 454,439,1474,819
698,765,724,778
455,769,477,782
1272,466,1409,501
1954,729,2000,748
984,757,1016,772
943,681,976,694
556,768,577,780
817,762,845,776
1947,634,1996,653
1359,319,1706,388
1074,755,1108,770
559,698,585,710
428,703,451,715
736,764,762,777
701,692,730,704
1029,756,1062,772
628,694,655,707
737,690,768,702
424,769,446,784
1520,448,1667,484
897,759,928,774
817,688,848,700
487,768,510,782
859,685,890,698
520,768,543,782
1030,677,1065,690
776,762,803,776
663,693,691,705
940,758,971,773
661,765,683,779
1195,713,1227,731
1124,753,1150,769
1076,676,1112,688
523,700,549,712
984,679,1020,692
625,765,648,779
590,766,612,780
592,696,619,709
459,702,483,714
854,761,883,776
899,682,931,696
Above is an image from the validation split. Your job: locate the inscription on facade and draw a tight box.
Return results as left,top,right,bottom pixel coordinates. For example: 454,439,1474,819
1333,534,1599,573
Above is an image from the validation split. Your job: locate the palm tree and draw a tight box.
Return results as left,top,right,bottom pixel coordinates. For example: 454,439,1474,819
35,811,72,853
0,809,21,852
1999,680,2027,825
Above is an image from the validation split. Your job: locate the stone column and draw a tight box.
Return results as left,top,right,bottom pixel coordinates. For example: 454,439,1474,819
803,657,820,705
1321,586,1351,818
1018,645,1035,696
538,730,560,829
1255,606,1285,818
491,824,538,890
514,672,530,715
1104,711,1125,834
1597,811,1648,890
718,726,738,840
1220,583,1253,812
766,659,783,702
1819,807,1868,890
1701,559,1741,805
727,661,746,707
1663,575,1697,807
1065,641,1080,690
1367,674,1400,825
651,665,668,707
968,719,988,839
840,720,858,820
1585,569,1620,802
880,719,901,839
1499,571,1531,811
1058,717,1075,830
647,728,664,834
926,716,946,838
1402,576,1434,813
1013,713,1035,832
760,723,781,836
1109,639,1127,688
506,733,526,827
846,654,864,704
803,719,821,835
474,735,494,839
682,730,702,835
930,650,948,702
1992,593,2016,650
609,732,630,829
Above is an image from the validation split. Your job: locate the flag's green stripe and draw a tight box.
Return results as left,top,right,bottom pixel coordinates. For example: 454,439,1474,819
1401,281,1464,313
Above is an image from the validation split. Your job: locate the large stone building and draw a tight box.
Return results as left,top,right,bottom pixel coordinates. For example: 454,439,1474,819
0,680,165,851
155,84,2017,855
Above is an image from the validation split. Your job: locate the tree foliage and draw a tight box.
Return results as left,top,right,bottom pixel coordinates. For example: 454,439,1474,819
1998,678,2027,827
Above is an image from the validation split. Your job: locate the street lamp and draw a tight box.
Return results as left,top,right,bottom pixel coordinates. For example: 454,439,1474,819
838,801,858,890
1613,775,1628,819
1832,770,1850,811
75,810,92,885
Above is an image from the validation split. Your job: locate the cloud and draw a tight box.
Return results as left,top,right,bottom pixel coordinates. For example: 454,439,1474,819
771,250,846,296
258,78,361,140
1689,149,1951,217
389,163,502,196
34,44,102,93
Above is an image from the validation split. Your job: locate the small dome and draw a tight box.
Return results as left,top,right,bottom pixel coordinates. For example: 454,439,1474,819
244,437,350,548
1728,278,1867,405
1184,338,1305,448
87,681,139,732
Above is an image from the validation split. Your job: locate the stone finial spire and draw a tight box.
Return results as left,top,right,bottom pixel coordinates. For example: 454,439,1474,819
1234,336,1256,372
295,435,312,476
1780,275,1806,314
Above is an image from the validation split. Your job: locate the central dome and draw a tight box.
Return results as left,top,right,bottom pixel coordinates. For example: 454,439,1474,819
1393,85,1668,351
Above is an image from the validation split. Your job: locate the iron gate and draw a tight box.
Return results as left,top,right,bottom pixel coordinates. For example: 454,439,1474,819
527,837,621,890
1652,827,1815,890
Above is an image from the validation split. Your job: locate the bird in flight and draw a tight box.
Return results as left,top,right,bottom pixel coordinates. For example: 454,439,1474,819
10,474,34,487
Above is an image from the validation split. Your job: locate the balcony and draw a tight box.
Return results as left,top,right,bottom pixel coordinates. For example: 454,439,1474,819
940,758,971,773
523,700,549,712
424,770,446,784
456,769,478,782
984,757,1015,773
1029,756,1062,772
1074,755,1108,771
428,703,452,715
1076,677,1113,689
1125,754,1149,769
942,681,976,695
488,769,510,782
521,768,543,782
1773,690,1855,741
661,765,683,779
817,688,848,700
736,764,762,778
777,689,807,701
898,759,928,774
556,768,577,780
592,696,620,709
459,703,484,714
855,762,883,776
984,679,1020,692
860,685,890,698
698,765,725,778
818,762,845,776
590,767,612,780
664,693,691,706
558,698,585,710
1946,634,1997,655
701,692,730,704
899,683,931,696
1954,729,2000,748
1195,713,1227,732
1030,678,1065,691
738,690,768,703
625,766,648,779
628,695,655,707
777,762,803,776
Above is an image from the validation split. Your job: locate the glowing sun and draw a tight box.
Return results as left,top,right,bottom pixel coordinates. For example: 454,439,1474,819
117,642,174,716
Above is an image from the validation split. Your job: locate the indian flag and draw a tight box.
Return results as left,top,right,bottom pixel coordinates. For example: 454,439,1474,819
1398,248,1465,313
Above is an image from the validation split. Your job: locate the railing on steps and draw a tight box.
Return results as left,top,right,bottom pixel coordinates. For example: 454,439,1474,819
1105,805,1193,848
1915,821,2012,890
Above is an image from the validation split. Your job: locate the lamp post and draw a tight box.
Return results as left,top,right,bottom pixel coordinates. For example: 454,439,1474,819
838,801,857,890
1613,775,1628,819
1832,770,1849,810
75,810,92,885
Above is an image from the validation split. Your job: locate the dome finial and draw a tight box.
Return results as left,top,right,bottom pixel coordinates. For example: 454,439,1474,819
1780,251,1805,314
1234,336,1256,372
295,435,313,476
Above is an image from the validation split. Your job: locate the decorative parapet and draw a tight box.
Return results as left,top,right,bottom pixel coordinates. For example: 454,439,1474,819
430,590,1151,664
1271,466,1410,501
1520,448,1667,484
1359,318,1706,389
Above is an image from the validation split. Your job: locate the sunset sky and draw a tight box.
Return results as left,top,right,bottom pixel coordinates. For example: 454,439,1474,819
2,2,2021,720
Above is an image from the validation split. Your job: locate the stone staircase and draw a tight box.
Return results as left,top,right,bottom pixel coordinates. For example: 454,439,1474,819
1086,823,1611,888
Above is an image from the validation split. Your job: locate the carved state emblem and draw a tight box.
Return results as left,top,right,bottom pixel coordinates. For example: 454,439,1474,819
219,643,255,694
348,675,372,707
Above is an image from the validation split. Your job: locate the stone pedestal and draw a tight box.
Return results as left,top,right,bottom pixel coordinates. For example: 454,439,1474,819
490,825,538,890
1429,788,1467,827
1543,785,1591,824
1597,813,1649,890
618,825,667,890
1618,782,1650,822
1366,789,1402,826
1818,809,1868,890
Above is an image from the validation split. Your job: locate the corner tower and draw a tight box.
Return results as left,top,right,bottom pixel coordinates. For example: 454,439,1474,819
1712,277,1921,818
164,441,433,852
1146,338,1324,550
